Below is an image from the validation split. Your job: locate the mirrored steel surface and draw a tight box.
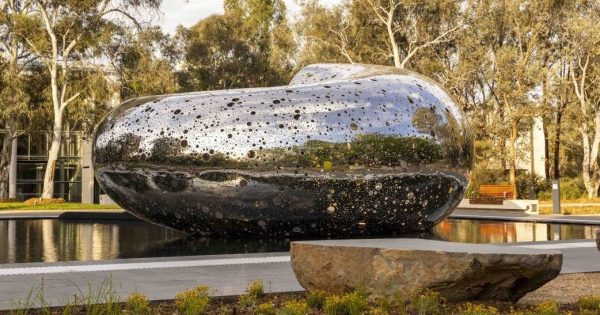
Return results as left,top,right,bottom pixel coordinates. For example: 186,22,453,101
93,64,473,237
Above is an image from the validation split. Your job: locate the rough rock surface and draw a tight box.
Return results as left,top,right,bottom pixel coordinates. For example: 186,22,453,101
290,239,562,302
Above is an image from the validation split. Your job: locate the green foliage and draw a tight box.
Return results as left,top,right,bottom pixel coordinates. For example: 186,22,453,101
306,290,327,310
113,27,179,101
538,177,587,200
174,285,211,315
238,293,258,309
125,292,151,315
256,302,278,315
247,280,265,298
238,280,266,309
532,301,560,315
578,295,600,311
324,291,369,315
280,300,310,315
176,0,294,92
457,303,499,315
411,290,445,315
515,172,551,200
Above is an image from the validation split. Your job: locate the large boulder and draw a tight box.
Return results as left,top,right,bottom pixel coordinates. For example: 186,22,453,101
290,239,562,302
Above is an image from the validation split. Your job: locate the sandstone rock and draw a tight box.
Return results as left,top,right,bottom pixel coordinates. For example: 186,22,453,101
290,239,562,302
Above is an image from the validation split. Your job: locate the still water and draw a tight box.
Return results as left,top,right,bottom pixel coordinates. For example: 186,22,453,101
0,218,597,264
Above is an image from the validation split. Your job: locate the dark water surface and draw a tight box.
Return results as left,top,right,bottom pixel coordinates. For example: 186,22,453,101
0,218,597,264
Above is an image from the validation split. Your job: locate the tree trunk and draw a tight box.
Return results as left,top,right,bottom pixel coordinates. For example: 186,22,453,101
581,111,600,199
0,125,16,199
41,120,62,199
387,22,401,68
509,121,518,197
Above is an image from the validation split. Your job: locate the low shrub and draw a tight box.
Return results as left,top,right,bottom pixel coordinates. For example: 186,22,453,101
238,293,257,308
411,290,445,315
256,302,277,315
458,302,499,315
578,295,600,311
280,300,310,315
324,291,369,315
174,285,210,315
125,292,151,315
306,290,327,309
533,301,560,315
247,280,265,298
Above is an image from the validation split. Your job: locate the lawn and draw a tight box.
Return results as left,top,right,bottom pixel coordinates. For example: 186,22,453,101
0,202,122,211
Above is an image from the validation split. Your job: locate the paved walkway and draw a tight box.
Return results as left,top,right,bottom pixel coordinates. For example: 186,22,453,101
450,209,600,225
0,239,597,310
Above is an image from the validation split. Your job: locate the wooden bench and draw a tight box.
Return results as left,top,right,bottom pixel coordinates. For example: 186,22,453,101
470,184,516,205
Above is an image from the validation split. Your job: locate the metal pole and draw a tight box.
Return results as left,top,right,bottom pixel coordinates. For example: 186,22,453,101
8,137,17,199
552,179,560,214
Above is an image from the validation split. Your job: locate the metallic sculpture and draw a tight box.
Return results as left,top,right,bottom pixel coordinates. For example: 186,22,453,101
93,64,473,237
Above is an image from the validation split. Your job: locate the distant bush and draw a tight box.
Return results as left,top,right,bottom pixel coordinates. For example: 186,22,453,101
538,177,587,200
175,285,210,315
466,165,507,197
515,172,551,199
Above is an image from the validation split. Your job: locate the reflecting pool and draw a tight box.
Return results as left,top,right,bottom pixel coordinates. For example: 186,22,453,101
0,218,597,264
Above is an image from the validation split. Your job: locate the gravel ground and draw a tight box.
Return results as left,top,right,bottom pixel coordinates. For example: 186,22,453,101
519,272,600,305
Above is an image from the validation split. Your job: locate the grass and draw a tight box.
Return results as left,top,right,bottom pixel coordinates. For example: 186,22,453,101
6,278,600,315
0,202,121,211
533,198,600,215
538,206,600,215
539,197,600,204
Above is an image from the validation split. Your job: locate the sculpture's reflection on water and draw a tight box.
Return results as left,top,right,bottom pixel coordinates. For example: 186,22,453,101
0,219,597,264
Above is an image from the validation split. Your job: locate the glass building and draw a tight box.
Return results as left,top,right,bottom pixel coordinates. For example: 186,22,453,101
1,130,97,203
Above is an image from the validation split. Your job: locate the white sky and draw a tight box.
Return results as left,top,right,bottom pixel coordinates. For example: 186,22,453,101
156,0,341,34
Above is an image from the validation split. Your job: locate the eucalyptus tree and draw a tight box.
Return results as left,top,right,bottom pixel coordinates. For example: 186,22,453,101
364,0,465,69
564,2,600,198
15,0,161,199
0,0,36,199
178,0,294,91
295,0,388,66
107,27,179,100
